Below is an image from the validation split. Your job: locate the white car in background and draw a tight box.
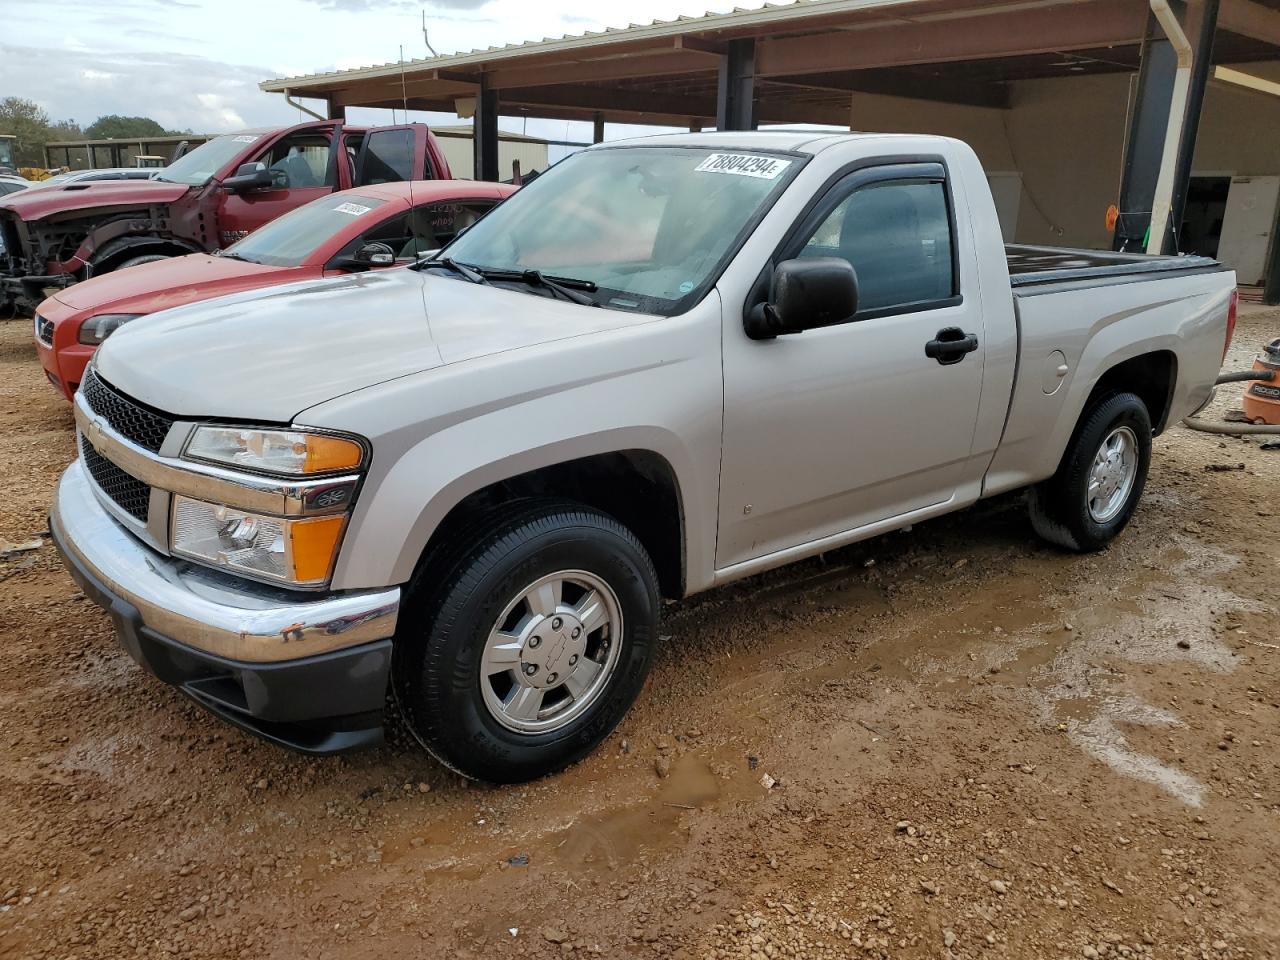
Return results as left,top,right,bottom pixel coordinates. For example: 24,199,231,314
28,168,162,190
0,177,28,252
0,175,29,197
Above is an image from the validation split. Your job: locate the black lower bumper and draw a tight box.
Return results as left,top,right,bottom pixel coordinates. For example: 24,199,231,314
2,272,72,310
55,519,392,755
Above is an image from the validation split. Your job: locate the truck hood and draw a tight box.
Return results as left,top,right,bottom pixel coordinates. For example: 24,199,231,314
53,253,284,314
94,268,654,422
0,179,190,219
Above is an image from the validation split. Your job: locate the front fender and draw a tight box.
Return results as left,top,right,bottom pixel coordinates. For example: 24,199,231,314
299,300,725,594
378,424,699,588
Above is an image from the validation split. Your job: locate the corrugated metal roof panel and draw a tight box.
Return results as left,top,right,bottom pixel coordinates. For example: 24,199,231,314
260,0,926,90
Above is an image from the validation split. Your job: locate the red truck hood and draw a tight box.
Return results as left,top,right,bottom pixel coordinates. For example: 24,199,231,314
0,179,191,219
53,253,286,315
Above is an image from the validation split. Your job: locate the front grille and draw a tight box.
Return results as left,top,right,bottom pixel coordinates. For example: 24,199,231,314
80,368,174,453
35,314,54,346
80,436,151,523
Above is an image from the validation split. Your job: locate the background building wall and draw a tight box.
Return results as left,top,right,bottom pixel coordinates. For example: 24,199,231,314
1192,61,1280,173
846,92,1018,171
431,130,550,181
1005,74,1130,249
842,65,1280,260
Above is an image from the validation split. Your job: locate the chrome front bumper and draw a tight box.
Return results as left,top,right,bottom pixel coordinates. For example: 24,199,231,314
51,461,400,664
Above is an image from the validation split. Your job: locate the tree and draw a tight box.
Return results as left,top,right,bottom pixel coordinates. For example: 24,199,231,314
84,115,169,140
0,96,68,167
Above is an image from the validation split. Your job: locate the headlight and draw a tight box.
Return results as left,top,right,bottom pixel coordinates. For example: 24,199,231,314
78,313,142,345
171,496,346,586
184,427,365,477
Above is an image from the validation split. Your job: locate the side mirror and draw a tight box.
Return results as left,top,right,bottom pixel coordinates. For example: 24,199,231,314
353,241,396,266
222,162,272,193
744,257,859,340
327,241,397,273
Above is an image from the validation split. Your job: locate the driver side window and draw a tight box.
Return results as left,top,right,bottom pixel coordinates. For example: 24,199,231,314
358,200,499,261
800,179,956,314
255,132,334,190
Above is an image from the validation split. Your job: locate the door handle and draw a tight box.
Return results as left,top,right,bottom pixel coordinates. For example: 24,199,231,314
925,327,979,365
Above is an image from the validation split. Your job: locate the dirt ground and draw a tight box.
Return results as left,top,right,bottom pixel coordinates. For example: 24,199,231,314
1,306,1278,960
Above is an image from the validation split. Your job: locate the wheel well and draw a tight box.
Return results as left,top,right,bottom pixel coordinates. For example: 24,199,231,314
1086,351,1178,434
89,236,194,275
424,451,686,599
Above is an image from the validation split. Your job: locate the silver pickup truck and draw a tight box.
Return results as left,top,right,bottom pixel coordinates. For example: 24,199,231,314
50,132,1236,782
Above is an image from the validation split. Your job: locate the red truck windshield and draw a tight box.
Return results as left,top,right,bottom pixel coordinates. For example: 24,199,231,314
155,134,266,187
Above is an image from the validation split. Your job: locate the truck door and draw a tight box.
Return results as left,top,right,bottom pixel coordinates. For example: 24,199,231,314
717,162,987,569
216,127,340,245
353,125,433,186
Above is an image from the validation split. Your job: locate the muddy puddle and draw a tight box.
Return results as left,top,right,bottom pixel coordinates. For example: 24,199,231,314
801,533,1265,807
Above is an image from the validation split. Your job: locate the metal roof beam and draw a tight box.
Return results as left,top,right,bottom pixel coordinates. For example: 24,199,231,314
674,35,730,56
488,49,715,89
766,72,1010,108
1218,0,1280,46
755,0,1149,76
501,84,713,117
500,84,847,126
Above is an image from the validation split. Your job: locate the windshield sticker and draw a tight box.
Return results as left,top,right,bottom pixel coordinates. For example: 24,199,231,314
694,153,793,180
333,202,372,216
231,135,260,143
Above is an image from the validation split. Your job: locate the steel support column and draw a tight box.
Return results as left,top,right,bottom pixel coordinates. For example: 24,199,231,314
1114,1,1218,253
1171,0,1220,236
592,113,605,144
1265,202,1280,305
326,96,346,121
716,38,757,131
473,80,500,182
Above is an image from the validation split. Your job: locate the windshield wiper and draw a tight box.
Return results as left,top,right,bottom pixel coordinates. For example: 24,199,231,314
421,259,598,306
483,268,599,307
214,250,254,263
420,257,488,284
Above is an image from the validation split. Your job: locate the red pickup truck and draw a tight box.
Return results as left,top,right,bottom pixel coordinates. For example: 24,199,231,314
0,120,451,314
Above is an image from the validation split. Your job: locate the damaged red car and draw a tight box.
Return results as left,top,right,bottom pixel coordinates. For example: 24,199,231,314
34,179,515,400
1,120,452,315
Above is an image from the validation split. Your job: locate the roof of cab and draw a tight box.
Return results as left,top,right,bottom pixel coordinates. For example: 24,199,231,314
337,180,518,203
588,129,926,156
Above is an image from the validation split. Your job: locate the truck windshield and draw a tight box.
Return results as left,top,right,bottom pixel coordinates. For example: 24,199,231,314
155,134,263,187
222,193,388,267
438,146,802,314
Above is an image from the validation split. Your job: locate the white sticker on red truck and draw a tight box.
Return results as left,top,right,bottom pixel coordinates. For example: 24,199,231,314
231,135,260,143
333,202,372,216
694,153,793,180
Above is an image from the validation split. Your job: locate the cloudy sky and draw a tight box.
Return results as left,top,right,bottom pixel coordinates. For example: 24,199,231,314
1,0,776,148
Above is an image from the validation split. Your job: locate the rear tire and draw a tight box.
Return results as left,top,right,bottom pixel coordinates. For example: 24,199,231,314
392,499,660,783
1029,391,1152,552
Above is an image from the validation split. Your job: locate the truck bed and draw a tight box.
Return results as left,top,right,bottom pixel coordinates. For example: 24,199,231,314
1006,243,1221,289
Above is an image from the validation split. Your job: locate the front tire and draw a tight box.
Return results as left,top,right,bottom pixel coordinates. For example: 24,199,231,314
1029,391,1152,552
392,500,660,783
